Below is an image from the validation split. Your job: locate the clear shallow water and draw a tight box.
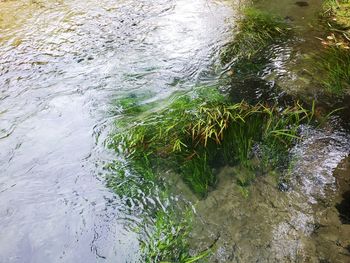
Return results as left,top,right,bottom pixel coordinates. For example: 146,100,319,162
1,0,350,262
166,125,350,262
169,0,350,261
0,0,233,262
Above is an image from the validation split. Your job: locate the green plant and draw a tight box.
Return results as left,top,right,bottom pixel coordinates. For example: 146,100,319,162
111,86,314,196
317,46,350,94
142,210,210,263
105,157,210,262
260,101,314,169
323,0,350,34
107,87,318,262
316,0,350,94
105,154,160,211
181,154,215,197
221,7,292,64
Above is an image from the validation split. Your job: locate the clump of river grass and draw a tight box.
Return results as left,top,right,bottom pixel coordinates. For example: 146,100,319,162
315,0,350,94
107,87,315,261
316,45,350,94
110,87,314,197
221,7,292,65
106,93,214,262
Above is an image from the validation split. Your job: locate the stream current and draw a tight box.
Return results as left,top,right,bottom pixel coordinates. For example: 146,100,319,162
0,0,349,262
0,0,232,262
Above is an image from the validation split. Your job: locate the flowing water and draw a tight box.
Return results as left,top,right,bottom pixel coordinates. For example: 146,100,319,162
0,0,233,262
0,0,349,262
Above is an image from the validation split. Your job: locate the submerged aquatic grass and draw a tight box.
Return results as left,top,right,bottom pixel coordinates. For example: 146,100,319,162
142,209,211,263
221,7,292,65
105,156,210,262
106,6,314,258
106,155,157,204
103,3,339,261
111,87,314,197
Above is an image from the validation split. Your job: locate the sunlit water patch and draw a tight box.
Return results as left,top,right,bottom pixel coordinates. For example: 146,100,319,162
0,0,233,262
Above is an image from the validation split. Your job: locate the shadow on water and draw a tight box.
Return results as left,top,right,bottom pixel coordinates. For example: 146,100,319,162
336,190,350,224
225,74,297,107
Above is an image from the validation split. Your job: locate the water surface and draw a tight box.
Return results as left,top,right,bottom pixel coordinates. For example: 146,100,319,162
0,0,233,262
1,0,349,262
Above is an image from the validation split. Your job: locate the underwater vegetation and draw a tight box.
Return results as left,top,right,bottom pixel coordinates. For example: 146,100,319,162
105,155,210,262
220,7,292,65
105,6,303,260
110,87,315,197
106,86,315,261
141,209,211,263
105,6,324,262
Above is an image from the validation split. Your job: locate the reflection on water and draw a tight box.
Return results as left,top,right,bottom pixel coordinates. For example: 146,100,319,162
0,0,232,262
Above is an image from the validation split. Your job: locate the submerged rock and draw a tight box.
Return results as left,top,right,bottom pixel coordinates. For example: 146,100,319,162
295,1,309,7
